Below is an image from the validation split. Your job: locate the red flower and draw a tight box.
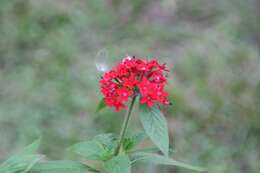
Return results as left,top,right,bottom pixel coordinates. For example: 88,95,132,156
117,87,133,102
99,56,170,111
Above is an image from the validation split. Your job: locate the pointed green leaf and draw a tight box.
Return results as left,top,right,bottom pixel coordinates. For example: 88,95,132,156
0,154,43,173
139,105,169,156
105,155,131,173
69,134,117,161
96,98,106,112
20,138,41,155
0,139,43,173
131,152,206,172
29,160,99,173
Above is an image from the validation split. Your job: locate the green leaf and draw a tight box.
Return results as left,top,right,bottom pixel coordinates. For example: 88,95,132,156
105,155,131,173
20,138,41,155
131,152,206,172
70,141,104,160
96,98,106,112
0,154,43,173
69,134,117,161
93,134,117,150
122,132,146,151
131,147,175,155
129,147,160,153
29,160,99,173
129,132,146,147
139,105,169,156
21,155,43,173
122,138,133,151
0,139,43,173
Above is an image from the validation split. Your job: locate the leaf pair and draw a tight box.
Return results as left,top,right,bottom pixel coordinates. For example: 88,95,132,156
95,99,206,172
97,100,170,156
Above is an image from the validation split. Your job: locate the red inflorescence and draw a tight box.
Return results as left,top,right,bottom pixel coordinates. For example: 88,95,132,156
100,56,170,112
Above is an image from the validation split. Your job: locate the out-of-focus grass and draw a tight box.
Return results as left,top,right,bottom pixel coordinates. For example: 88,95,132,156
0,0,259,173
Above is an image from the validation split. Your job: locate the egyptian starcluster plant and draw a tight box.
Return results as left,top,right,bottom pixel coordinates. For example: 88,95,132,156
0,56,205,173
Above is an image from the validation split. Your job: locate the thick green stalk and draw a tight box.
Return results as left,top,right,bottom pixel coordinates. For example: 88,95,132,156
114,95,137,156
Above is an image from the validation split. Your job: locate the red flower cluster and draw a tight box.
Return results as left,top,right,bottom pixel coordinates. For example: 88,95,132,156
100,56,170,111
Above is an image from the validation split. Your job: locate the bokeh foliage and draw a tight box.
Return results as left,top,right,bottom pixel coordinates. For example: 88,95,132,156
0,0,259,173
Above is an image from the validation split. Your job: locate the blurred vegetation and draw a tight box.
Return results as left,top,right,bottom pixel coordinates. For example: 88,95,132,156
0,0,259,173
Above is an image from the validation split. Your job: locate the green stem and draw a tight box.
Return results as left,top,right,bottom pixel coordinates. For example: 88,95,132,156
114,95,137,156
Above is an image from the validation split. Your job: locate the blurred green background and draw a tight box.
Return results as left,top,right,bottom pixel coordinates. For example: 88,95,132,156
0,0,259,172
